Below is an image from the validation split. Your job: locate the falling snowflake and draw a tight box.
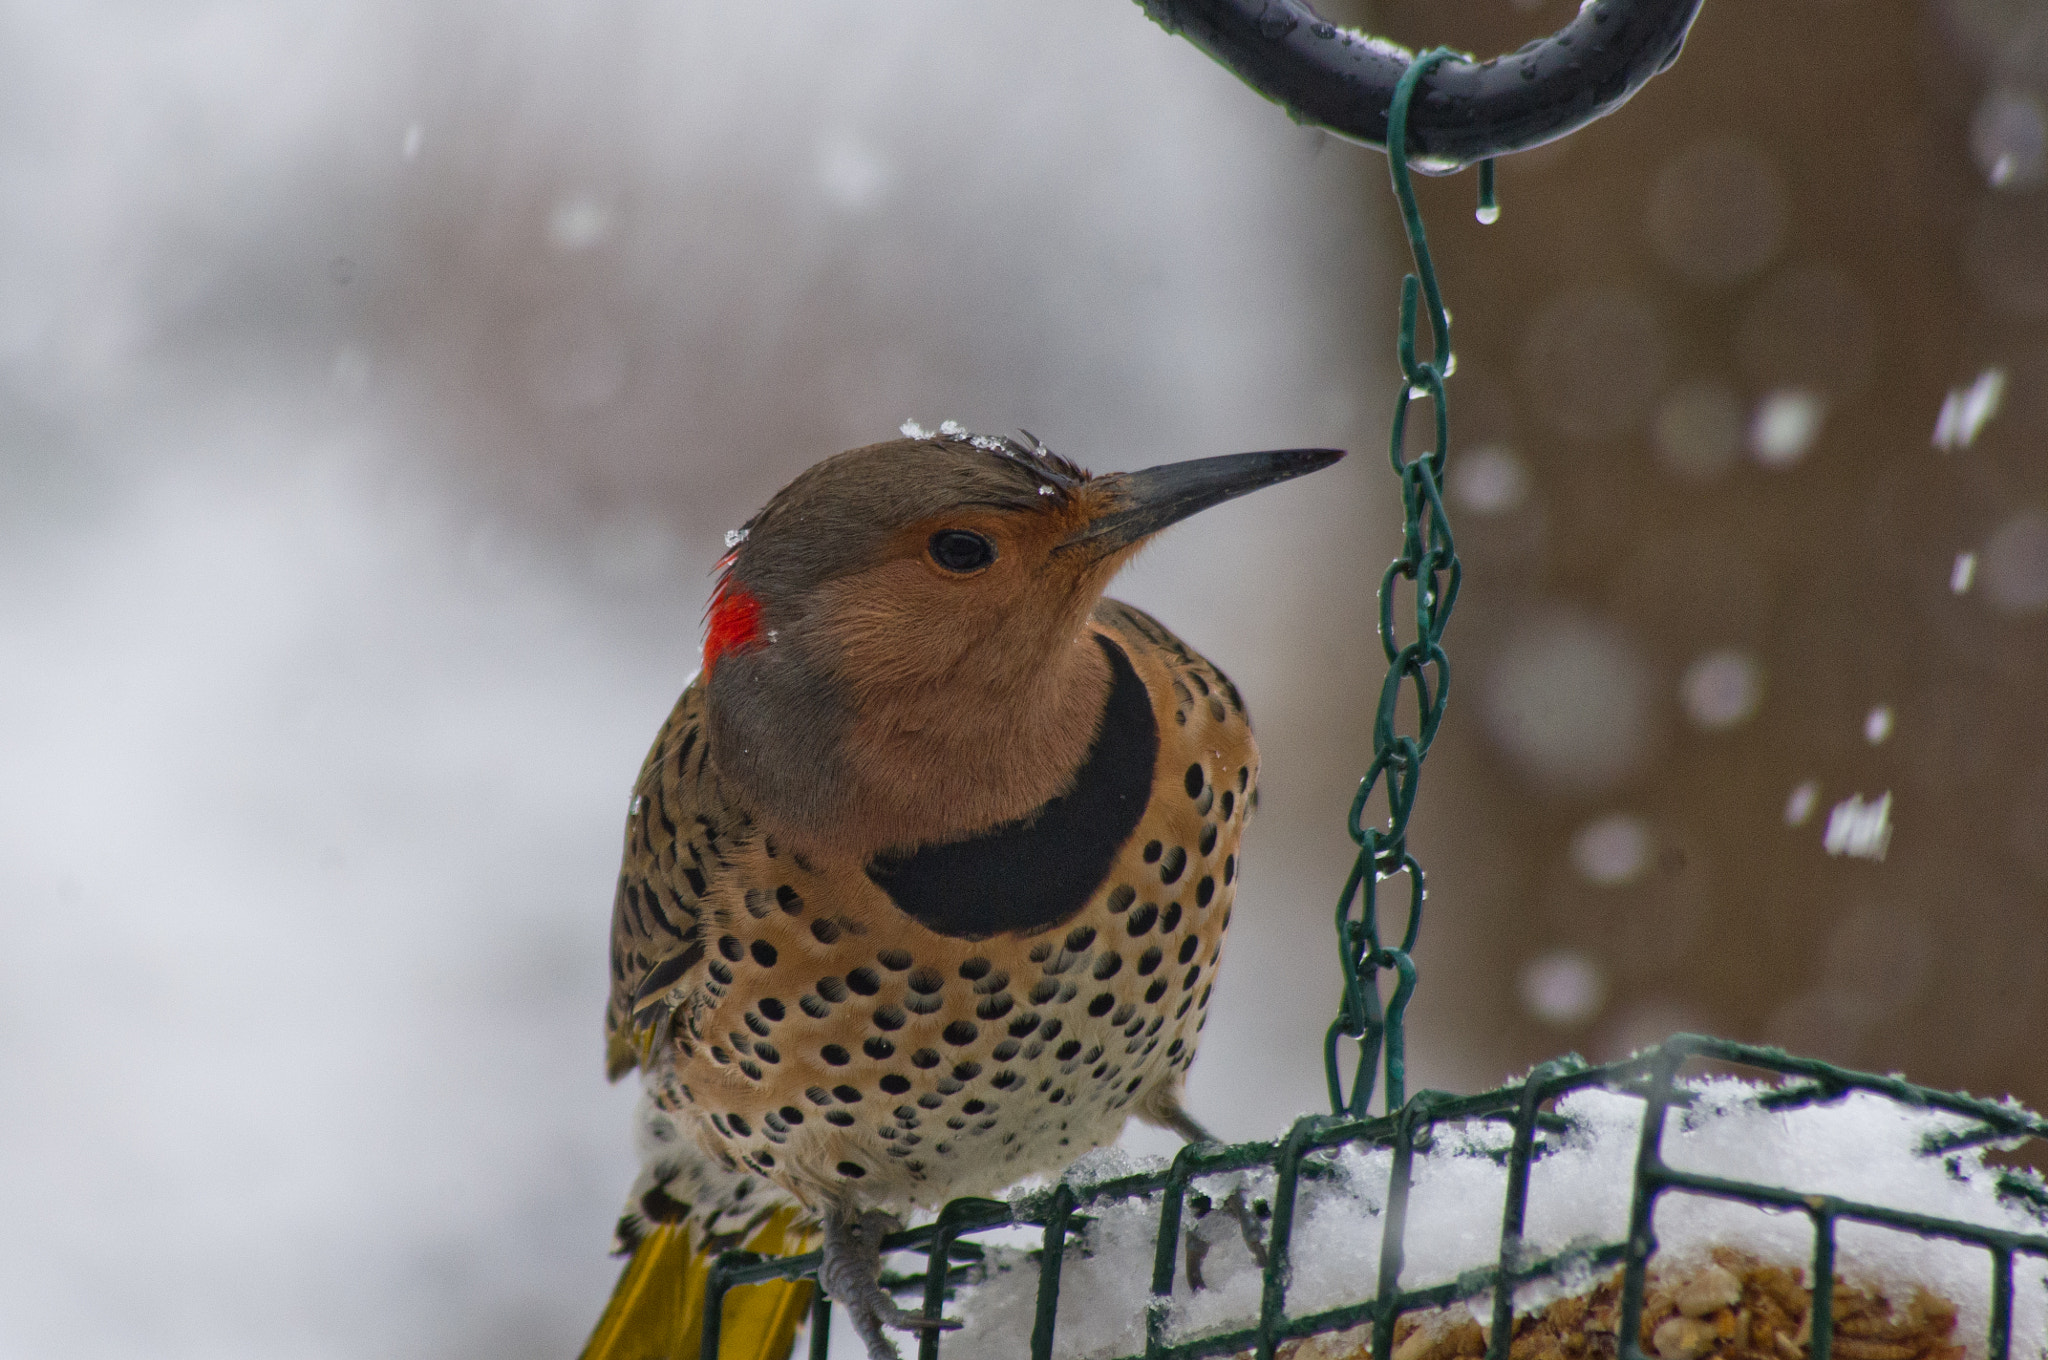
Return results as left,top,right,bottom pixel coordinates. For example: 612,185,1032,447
1932,368,2006,451
1823,792,1893,861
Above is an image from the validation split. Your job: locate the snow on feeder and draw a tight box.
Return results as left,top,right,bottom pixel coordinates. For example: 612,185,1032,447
927,1037,2048,1360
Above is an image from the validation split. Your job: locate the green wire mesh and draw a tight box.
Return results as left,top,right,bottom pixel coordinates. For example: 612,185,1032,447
705,1036,2048,1360
694,46,2045,1360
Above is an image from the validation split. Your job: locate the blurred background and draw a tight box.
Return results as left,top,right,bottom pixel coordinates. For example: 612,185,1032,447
0,0,2040,1355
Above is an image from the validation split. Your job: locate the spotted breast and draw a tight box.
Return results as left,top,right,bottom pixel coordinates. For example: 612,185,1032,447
605,596,1256,1234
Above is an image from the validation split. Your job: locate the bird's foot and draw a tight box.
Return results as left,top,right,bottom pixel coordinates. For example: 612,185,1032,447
819,1207,961,1360
1219,1186,1271,1268
1184,1183,1271,1291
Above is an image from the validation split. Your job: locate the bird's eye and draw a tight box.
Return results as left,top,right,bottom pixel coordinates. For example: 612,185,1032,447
928,530,997,574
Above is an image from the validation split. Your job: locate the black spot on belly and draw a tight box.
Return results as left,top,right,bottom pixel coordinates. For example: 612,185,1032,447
866,635,1158,938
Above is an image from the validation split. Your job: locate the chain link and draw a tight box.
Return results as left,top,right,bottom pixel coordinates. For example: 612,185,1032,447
1326,49,1487,1119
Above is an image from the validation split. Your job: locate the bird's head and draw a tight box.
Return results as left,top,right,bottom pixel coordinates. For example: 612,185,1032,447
701,430,1342,860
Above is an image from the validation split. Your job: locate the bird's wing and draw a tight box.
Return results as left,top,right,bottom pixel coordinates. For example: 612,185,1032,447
605,677,748,1080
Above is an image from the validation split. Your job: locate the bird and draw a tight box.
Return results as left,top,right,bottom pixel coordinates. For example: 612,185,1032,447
579,427,1344,1360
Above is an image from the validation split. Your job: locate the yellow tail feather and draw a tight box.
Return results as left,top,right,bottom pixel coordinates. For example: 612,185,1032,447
580,1209,817,1360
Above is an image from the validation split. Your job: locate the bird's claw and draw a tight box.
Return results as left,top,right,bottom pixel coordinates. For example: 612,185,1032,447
821,1207,960,1360
874,1302,963,1334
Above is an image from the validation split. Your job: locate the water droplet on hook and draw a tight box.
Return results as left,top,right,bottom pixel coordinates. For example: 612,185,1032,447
1475,203,1501,225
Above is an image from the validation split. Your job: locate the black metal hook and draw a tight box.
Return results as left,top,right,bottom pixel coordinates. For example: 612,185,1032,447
1134,0,1705,171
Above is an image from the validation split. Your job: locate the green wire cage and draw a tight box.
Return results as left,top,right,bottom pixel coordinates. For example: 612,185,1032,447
702,1034,2048,1360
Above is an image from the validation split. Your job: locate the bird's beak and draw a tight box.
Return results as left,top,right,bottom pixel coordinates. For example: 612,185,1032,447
1055,447,1346,558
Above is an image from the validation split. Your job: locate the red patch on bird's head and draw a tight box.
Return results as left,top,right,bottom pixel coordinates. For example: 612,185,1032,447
704,550,765,675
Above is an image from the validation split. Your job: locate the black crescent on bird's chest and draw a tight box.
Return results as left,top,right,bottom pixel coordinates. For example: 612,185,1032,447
865,633,1158,939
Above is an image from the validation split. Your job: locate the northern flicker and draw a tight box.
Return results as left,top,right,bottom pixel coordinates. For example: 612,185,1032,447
581,429,1343,1360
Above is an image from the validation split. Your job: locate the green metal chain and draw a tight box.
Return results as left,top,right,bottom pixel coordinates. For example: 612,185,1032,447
1326,49,1490,1119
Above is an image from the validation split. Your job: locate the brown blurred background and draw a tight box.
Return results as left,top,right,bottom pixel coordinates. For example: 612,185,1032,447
1359,0,2048,1108
0,0,2041,1356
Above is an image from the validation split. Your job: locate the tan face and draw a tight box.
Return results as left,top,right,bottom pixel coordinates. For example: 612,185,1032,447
816,490,1134,702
